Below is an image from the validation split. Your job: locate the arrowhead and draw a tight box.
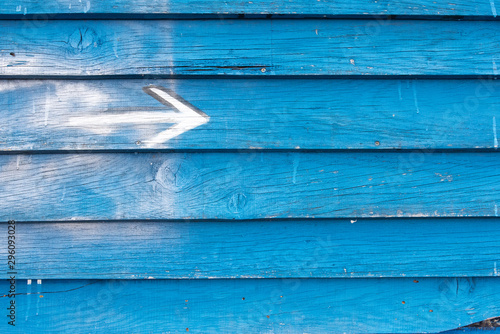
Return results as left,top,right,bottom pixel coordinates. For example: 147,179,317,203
141,85,209,147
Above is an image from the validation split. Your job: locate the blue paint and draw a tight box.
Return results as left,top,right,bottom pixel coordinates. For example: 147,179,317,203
1,278,499,333
1,3,498,332
2,218,500,279
1,152,499,221
1,79,500,151
0,20,499,76
0,0,497,17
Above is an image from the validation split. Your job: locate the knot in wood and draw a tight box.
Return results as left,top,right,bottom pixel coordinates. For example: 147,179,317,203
155,159,198,191
438,278,476,301
227,192,247,214
68,27,98,52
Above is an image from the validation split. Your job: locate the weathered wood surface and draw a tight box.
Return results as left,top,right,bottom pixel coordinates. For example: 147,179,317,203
2,20,499,76
1,152,499,221
2,4,499,333
3,219,500,279
2,278,499,333
0,0,498,17
1,79,499,151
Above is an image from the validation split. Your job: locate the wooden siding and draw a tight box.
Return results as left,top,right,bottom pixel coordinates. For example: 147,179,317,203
1,152,500,221
2,278,500,333
1,20,499,76
3,219,500,279
0,0,498,17
1,1,499,333
1,79,499,151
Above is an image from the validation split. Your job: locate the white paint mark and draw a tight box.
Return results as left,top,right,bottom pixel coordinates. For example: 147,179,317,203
412,82,420,114
493,60,499,76
495,203,498,216
23,7,27,15
491,0,498,17
113,37,119,58
143,87,209,146
16,156,20,170
26,280,32,320
0,81,46,93
16,5,21,11
350,219,357,223
398,81,402,101
83,1,91,13
61,186,66,202
69,4,72,9
292,156,300,184
495,261,498,276
35,281,40,315
44,106,49,126
494,116,498,148
67,86,209,147
37,279,42,284
44,85,51,126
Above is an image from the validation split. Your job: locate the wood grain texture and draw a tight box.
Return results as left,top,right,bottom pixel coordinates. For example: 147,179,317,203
1,79,500,151
1,152,499,221
1,4,499,334
3,219,500,279
2,278,500,333
2,20,499,76
0,0,498,17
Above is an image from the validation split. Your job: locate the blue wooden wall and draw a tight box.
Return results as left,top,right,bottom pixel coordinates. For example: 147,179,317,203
1,1,499,333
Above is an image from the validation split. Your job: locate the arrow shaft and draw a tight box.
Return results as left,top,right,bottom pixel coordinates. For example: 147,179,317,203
68,112,187,127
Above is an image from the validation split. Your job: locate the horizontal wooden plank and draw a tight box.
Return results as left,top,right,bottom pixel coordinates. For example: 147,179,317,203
1,20,499,76
1,152,499,221
0,0,498,17
2,278,499,333
3,218,500,279
1,79,500,151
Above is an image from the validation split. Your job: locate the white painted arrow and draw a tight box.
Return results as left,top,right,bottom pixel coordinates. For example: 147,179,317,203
67,85,209,147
